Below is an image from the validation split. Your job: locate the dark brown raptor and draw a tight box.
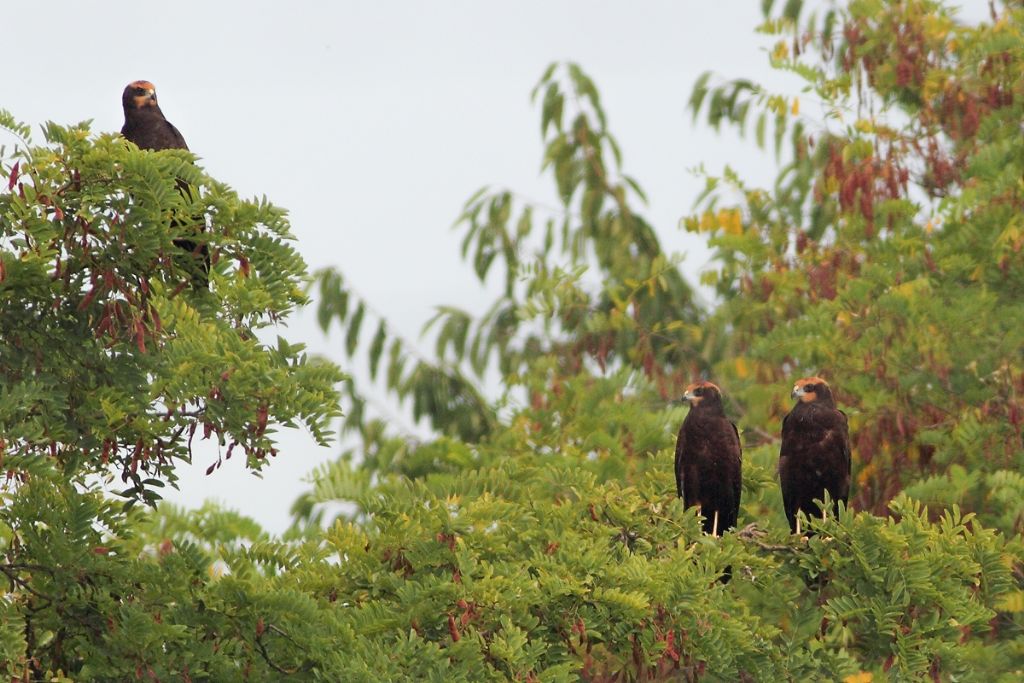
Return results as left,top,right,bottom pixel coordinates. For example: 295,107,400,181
778,377,852,534
121,80,209,288
674,381,742,537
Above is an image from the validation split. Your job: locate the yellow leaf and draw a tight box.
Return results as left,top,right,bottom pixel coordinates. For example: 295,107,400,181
717,208,743,235
836,311,852,326
857,461,876,488
923,15,951,42
895,282,917,297
715,209,728,231
996,590,1024,613
791,98,800,116
729,209,743,235
844,673,873,683
734,357,750,379
700,211,715,232
772,40,789,61
894,278,931,298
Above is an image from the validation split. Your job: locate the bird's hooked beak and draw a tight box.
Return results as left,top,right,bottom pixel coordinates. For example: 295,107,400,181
792,384,817,403
133,87,157,108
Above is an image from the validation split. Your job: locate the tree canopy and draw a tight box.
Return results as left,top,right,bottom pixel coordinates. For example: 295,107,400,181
2,0,1024,680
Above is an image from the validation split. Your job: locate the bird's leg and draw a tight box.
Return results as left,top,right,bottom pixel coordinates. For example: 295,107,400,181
712,510,719,538
796,516,802,536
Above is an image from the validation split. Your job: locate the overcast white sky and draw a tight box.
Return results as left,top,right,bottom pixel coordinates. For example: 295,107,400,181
4,1,989,533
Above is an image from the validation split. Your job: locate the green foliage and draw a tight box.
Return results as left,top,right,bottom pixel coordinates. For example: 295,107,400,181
0,117,343,501
293,366,1023,680
312,62,705,462
304,449,1021,681
4,0,1024,679
312,267,495,445
296,0,1024,677
685,0,1024,535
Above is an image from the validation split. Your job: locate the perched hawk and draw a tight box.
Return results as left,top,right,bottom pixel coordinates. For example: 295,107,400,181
779,377,851,534
121,80,188,150
674,381,742,537
121,80,209,288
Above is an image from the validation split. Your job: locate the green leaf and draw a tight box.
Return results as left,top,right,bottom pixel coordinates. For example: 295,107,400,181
345,302,365,357
368,321,387,380
688,72,713,122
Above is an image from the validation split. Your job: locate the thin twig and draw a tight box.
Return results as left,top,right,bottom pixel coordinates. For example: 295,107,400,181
0,565,55,607
735,523,798,554
254,623,308,675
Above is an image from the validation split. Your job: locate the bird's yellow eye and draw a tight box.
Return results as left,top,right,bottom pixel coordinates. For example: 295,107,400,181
694,387,704,396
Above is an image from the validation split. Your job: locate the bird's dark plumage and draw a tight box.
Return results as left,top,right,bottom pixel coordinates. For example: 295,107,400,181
778,377,851,534
121,81,189,151
121,80,208,288
674,381,742,537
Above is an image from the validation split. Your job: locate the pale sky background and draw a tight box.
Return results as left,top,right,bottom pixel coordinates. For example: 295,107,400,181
4,1,989,533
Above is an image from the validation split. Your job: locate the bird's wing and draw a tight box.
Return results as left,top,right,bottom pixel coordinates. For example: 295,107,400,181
673,423,686,498
836,409,852,502
731,421,742,503
838,410,851,469
163,120,189,150
778,410,795,517
811,408,852,505
779,411,791,446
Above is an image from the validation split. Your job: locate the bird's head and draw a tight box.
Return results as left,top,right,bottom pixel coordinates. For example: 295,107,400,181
791,377,835,406
123,80,158,110
682,381,722,408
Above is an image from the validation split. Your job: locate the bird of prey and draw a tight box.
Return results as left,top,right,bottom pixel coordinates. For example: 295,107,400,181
674,381,742,537
121,80,209,287
779,377,852,534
